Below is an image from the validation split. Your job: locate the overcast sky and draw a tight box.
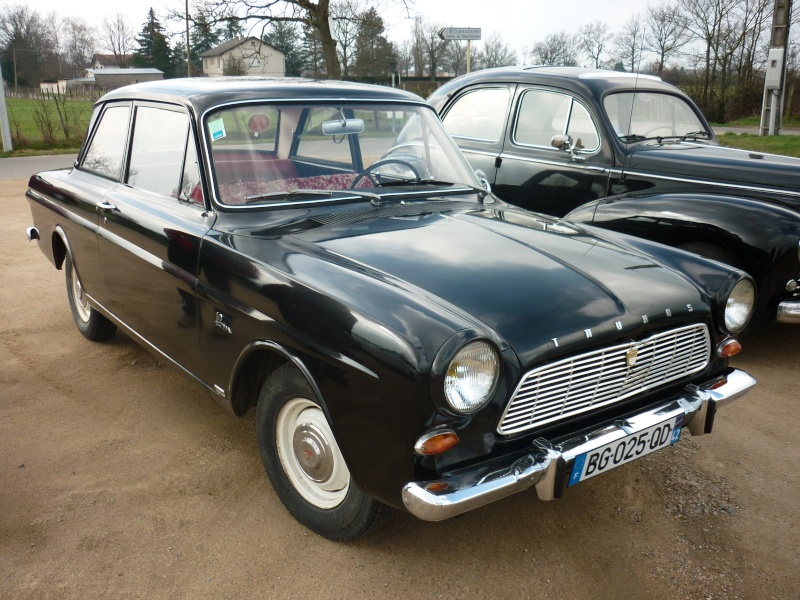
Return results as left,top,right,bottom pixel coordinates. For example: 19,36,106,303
18,0,642,63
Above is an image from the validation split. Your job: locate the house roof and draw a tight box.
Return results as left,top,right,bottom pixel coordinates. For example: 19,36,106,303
90,53,131,67
88,68,164,76
200,37,281,58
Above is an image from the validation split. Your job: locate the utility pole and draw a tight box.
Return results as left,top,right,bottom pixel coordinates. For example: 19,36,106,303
0,64,13,152
760,0,793,136
186,0,191,77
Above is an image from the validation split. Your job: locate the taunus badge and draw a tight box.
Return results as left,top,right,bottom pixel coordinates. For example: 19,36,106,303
626,347,639,367
215,311,233,334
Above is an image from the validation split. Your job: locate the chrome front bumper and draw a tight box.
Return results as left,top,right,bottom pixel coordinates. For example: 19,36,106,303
402,369,755,521
777,299,800,323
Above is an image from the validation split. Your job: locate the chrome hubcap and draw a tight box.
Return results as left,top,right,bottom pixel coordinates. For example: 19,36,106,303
70,267,91,323
276,397,350,509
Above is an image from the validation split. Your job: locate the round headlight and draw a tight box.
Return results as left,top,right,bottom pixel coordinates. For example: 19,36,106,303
724,278,755,332
444,341,499,414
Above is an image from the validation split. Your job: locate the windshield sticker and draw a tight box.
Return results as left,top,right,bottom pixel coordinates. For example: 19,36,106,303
208,118,226,141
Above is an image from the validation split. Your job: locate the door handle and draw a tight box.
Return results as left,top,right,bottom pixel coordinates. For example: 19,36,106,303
586,166,609,174
97,201,117,212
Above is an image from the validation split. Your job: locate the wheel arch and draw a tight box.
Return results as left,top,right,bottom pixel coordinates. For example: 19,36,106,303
51,225,70,270
227,341,325,417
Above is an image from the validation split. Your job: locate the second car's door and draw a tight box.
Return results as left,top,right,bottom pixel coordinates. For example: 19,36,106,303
493,86,614,217
98,102,211,377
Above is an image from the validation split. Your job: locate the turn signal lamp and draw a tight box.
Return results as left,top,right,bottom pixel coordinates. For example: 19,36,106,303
414,430,459,456
717,339,742,358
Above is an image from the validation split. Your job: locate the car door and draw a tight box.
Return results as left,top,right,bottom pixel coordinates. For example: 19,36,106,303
98,101,211,377
439,84,515,183
494,87,613,217
67,102,134,309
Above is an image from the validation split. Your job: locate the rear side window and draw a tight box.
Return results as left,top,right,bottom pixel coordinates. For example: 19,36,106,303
127,106,190,198
442,87,510,142
82,105,131,180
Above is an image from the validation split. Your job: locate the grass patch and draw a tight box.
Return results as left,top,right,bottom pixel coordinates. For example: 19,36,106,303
710,115,800,128
717,132,800,158
4,97,94,149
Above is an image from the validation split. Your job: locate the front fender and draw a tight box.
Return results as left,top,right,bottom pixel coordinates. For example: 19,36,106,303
567,193,800,310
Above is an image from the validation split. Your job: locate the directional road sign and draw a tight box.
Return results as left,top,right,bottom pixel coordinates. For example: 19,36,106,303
437,27,482,41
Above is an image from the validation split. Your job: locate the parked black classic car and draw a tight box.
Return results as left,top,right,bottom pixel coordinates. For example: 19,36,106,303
26,77,757,541
429,66,800,325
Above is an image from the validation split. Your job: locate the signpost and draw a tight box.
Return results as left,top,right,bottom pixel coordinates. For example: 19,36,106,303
437,27,481,73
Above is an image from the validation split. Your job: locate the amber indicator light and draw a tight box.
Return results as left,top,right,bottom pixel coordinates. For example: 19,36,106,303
418,432,459,455
718,339,742,358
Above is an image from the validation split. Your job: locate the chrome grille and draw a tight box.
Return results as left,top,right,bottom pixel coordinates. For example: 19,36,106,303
498,324,710,435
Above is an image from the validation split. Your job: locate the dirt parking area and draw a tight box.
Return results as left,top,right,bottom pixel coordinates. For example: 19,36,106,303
2,179,798,599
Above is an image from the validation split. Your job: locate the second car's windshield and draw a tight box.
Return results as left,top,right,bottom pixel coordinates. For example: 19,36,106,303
205,102,480,206
603,92,708,141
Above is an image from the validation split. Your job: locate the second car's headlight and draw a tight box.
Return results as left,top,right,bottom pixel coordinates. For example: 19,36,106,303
444,341,499,414
724,278,755,332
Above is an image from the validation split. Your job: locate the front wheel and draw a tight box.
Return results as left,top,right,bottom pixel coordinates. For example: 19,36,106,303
65,254,117,341
256,364,391,540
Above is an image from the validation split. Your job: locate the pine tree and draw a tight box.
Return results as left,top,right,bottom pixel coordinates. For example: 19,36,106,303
352,8,396,81
131,8,175,77
190,12,221,74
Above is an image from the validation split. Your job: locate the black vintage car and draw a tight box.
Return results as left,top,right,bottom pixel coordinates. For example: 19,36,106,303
429,66,800,325
26,77,756,541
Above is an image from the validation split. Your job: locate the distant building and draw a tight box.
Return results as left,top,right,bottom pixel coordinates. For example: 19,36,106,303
89,53,132,69
201,37,285,77
87,68,164,87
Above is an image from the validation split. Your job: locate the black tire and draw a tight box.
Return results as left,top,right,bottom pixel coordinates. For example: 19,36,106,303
678,241,741,269
256,364,391,540
65,254,117,341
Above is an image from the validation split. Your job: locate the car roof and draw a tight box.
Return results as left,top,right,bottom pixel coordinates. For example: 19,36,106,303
428,66,689,110
98,77,426,115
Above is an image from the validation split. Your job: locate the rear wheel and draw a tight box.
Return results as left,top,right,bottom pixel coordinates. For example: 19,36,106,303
256,364,391,540
678,241,741,269
65,254,117,341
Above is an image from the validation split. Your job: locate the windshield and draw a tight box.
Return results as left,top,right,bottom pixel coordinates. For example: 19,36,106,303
603,92,709,141
205,102,481,206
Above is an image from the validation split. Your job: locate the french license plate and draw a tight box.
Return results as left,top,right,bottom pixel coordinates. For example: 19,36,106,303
568,415,683,486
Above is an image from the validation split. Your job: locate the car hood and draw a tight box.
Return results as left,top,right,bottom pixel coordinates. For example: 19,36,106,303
253,201,709,366
627,141,800,194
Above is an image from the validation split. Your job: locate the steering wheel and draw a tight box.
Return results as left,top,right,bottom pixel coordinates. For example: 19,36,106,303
350,159,421,188
642,125,676,137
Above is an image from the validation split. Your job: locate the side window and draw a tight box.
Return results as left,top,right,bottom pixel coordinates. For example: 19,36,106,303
514,90,600,153
442,88,510,142
127,106,189,198
180,135,204,204
82,105,131,180
566,101,600,151
514,90,570,148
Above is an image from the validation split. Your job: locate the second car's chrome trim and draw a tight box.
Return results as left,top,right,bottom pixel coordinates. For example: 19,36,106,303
622,169,800,198
776,299,800,323
402,369,755,521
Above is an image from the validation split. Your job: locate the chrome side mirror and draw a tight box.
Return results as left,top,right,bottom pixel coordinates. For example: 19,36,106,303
551,134,585,162
475,169,492,195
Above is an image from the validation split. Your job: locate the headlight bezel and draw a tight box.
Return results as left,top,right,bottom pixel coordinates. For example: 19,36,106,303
717,274,756,334
443,340,500,414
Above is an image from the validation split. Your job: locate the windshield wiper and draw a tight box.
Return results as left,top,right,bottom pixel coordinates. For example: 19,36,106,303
378,178,489,199
619,134,648,143
682,130,711,139
244,188,383,205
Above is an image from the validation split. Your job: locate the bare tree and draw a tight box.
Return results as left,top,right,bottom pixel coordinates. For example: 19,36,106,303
63,18,96,78
646,1,691,76
395,39,412,77
476,32,517,70
411,16,447,79
0,5,51,85
331,0,361,78
102,12,134,67
579,22,612,68
531,31,579,66
614,14,645,72
444,40,467,76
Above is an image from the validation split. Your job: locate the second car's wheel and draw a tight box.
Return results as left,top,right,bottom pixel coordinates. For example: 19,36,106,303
256,364,392,540
65,254,117,341
678,241,742,270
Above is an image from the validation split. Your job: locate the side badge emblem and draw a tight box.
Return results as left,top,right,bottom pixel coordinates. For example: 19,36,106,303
215,311,233,335
626,347,639,367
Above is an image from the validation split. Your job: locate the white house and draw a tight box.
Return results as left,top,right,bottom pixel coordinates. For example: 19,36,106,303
201,37,285,77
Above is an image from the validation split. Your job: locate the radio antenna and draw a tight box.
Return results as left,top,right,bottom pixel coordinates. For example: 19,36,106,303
625,25,647,140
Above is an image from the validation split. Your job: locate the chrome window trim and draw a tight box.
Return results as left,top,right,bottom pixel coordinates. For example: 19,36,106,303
499,151,619,174
511,89,602,156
